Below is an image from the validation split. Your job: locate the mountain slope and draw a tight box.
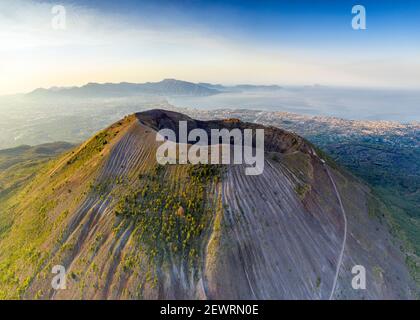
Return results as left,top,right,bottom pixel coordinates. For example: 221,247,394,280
0,142,73,203
0,110,417,299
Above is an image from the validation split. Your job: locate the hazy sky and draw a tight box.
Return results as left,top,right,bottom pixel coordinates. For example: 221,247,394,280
0,0,419,95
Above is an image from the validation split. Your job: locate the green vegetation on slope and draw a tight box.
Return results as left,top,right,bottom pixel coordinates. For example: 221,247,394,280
0,142,73,199
0,118,130,299
315,139,420,256
0,143,73,238
114,163,222,270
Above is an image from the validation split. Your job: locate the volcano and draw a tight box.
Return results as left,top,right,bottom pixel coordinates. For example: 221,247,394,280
0,109,416,299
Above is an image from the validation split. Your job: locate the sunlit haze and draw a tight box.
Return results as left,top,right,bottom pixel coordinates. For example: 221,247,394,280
1,0,420,95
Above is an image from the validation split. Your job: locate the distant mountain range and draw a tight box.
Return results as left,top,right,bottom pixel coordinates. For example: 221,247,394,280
27,79,282,99
198,82,283,92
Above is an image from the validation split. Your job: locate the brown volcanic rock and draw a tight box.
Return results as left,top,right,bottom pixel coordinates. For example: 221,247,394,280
136,109,309,154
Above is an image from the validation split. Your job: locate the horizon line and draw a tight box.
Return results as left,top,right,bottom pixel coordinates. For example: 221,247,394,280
3,78,420,97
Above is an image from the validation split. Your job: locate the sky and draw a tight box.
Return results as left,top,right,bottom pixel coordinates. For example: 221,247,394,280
0,0,419,95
